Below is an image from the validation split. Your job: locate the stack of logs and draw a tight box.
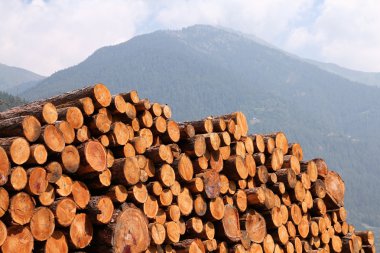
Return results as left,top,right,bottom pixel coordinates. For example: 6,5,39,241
0,83,376,253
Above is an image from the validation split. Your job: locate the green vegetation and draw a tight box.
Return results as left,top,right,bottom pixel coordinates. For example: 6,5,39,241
0,91,25,111
19,25,380,235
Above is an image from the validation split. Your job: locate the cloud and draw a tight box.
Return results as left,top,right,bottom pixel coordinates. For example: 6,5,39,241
1,0,380,75
284,0,380,72
0,0,149,75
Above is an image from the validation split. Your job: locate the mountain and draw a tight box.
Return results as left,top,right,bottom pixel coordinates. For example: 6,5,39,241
0,63,44,95
307,59,380,87
20,25,380,235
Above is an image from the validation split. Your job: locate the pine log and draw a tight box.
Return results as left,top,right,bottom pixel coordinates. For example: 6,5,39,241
263,234,275,253
0,187,9,218
26,167,48,195
241,210,267,243
0,137,30,165
0,220,6,247
288,143,303,161
39,125,65,153
312,158,329,178
77,140,107,175
0,115,41,142
55,174,73,197
223,155,248,180
106,185,128,203
9,191,35,225
6,166,26,191
57,106,84,129
1,226,34,253
38,184,55,206
174,238,206,253
44,230,69,253
194,194,207,217
56,121,75,144
71,181,90,209
324,171,345,207
149,223,166,245
69,213,93,249
30,207,55,241
215,112,248,137
355,230,375,246
26,144,47,165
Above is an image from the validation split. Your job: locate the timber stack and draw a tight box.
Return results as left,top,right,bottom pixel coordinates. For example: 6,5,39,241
0,83,375,253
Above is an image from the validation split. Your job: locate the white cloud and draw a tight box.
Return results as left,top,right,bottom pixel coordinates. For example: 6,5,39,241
284,0,380,72
1,0,380,75
0,0,149,75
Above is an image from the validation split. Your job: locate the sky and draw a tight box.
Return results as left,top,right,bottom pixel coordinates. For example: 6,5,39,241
1,0,380,76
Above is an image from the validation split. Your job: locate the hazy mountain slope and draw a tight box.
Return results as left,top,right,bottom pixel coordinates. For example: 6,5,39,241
21,25,380,232
0,63,44,94
0,91,25,111
307,59,380,87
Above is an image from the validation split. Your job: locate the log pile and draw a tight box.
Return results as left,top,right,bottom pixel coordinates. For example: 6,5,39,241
0,83,376,253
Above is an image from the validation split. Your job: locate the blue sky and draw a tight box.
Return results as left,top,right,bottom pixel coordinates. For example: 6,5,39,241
1,0,380,75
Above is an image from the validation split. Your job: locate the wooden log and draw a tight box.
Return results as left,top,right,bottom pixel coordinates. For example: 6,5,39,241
263,234,275,253
265,132,289,154
88,112,112,134
57,106,84,129
30,207,55,241
288,143,303,161
26,144,47,165
215,205,241,242
272,225,289,245
50,198,76,227
44,230,69,253
9,191,35,225
207,196,225,221
44,162,63,184
177,187,193,216
0,115,41,142
355,231,375,246
71,181,90,209
324,171,345,207
245,187,266,207
38,184,55,206
106,185,128,203
223,155,248,180
128,183,148,204
186,216,203,235
143,195,159,219
165,221,181,243
194,194,207,217
6,166,27,191
87,196,114,225
173,153,194,182
157,164,175,187
181,119,213,134
297,216,310,239
0,220,6,247
56,121,75,144
57,96,95,117
55,174,73,197
0,137,30,165
234,189,247,212
159,189,173,207
0,147,10,186
264,136,275,154
312,158,329,178
180,135,206,158
215,112,248,137
161,120,180,143
0,187,9,218
231,141,246,158
39,125,65,153
196,170,220,199
60,145,80,173
1,226,34,253
173,238,205,253
77,140,107,175
310,179,326,199
0,100,57,124
69,213,93,249
266,148,284,171
121,90,140,104
241,210,267,243
275,168,297,189
26,167,48,195
179,124,195,140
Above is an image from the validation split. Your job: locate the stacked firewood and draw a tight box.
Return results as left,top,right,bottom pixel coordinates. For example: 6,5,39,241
0,84,376,253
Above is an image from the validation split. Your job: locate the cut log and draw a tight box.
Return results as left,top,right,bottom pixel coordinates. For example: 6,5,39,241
173,153,194,182
27,144,48,165
0,147,10,186
275,168,297,189
87,196,114,225
0,137,30,165
143,195,159,219
223,155,248,180
181,119,213,134
324,171,345,207
177,187,193,216
194,194,207,217
216,112,248,137
58,107,84,129
55,174,73,197
44,230,68,253
241,210,267,243
76,125,90,143
40,125,65,153
9,192,35,225
173,238,206,253
355,230,375,246
71,181,90,209
266,148,284,171
0,187,9,218
30,207,55,241
56,121,75,144
0,220,6,247
1,226,34,253
7,166,27,191
288,143,303,161
77,140,107,174
69,213,93,249
107,185,128,203
180,135,206,158
0,115,41,142
312,158,329,178
60,145,80,173
263,234,275,253
26,167,48,195
38,184,55,206
208,196,225,221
